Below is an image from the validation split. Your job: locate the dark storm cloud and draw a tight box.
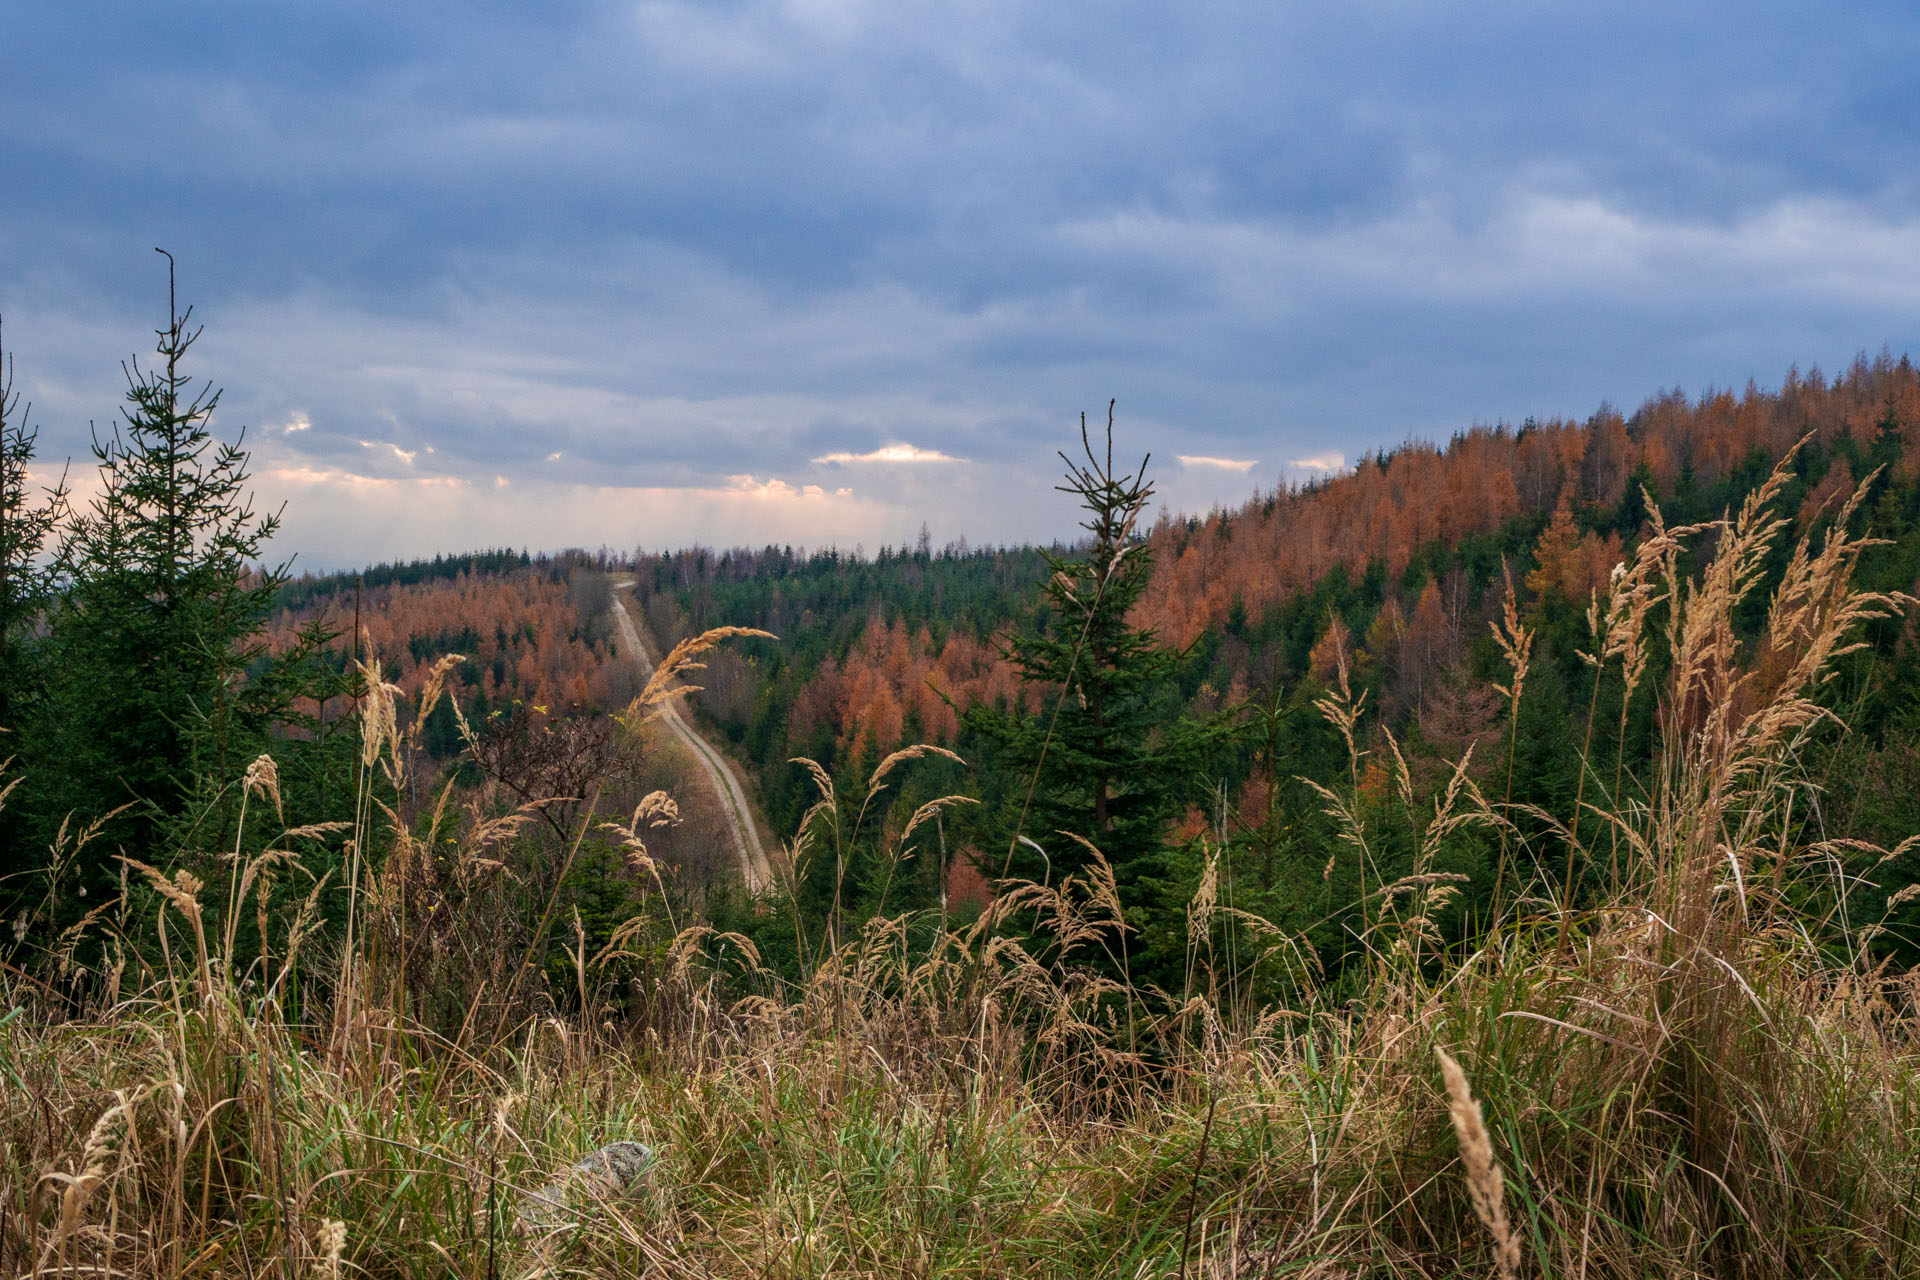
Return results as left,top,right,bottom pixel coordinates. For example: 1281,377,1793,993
4,2,1920,564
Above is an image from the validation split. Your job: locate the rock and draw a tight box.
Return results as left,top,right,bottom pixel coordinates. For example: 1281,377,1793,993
518,1140,654,1229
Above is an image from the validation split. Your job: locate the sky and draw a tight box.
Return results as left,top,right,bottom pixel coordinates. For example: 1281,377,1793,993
5,2,1920,571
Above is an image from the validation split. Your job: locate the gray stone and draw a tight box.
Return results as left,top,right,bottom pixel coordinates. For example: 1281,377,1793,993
518,1140,654,1229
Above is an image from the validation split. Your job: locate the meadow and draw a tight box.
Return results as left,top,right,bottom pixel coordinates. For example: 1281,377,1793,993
5,451,1918,1279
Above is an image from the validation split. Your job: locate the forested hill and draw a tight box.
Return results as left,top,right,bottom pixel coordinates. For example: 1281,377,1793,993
638,352,1920,889
265,549,640,755
1135,352,1920,647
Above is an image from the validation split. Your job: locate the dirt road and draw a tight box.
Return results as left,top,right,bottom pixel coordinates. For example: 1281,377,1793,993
608,582,774,893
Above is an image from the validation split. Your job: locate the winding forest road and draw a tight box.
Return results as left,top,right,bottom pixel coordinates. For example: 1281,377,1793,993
608,582,774,893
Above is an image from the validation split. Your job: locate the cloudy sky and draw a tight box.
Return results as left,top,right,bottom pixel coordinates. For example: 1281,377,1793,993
5,2,1919,569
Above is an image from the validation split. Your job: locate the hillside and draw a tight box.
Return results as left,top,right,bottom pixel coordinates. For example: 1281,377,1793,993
267,549,637,731
258,551,756,894
638,358,1907,831
15,7,1920,1267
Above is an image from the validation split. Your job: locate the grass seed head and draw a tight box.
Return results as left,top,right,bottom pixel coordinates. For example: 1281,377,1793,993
1436,1047,1522,1280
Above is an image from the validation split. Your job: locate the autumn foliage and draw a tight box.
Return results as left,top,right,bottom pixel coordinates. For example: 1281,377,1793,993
267,561,636,730
790,618,1038,749
1137,353,1920,646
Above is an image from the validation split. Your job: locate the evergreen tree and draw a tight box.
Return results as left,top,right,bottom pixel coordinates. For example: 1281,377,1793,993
32,254,325,879
965,407,1231,970
0,320,70,914
0,318,67,738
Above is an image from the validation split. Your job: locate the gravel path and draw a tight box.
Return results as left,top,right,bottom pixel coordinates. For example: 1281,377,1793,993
608,582,773,892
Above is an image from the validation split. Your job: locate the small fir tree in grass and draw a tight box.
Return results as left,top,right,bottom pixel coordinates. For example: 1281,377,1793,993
33,253,337,884
0,318,68,740
0,320,71,916
965,405,1233,976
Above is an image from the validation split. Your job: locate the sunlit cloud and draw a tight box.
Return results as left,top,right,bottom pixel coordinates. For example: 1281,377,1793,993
264,464,464,490
358,440,417,465
1177,455,1257,472
727,473,855,500
265,464,358,486
280,412,310,434
258,469,900,568
1288,452,1346,474
18,465,68,489
812,443,964,465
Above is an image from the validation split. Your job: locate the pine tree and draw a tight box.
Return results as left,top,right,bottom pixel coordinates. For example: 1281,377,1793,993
0,320,71,914
35,254,324,876
0,318,68,738
965,406,1230,969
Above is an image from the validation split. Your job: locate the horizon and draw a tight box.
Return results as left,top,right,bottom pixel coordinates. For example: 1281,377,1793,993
32,347,1914,579
184,345,1920,576
22,342,1914,579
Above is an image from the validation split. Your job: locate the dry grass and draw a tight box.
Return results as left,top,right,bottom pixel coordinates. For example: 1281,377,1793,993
4,453,1920,1277
1436,1047,1521,1280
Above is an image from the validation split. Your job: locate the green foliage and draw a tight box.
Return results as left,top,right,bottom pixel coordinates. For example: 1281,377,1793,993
4,260,348,915
0,320,72,887
7,354,1920,1278
0,320,68,741
965,410,1237,978
637,537,1049,819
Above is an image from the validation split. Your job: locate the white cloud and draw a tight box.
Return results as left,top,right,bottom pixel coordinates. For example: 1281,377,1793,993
1057,192,1920,314
358,439,417,465
812,443,965,465
725,473,856,500
263,464,465,490
1177,454,1257,471
20,177,1920,570
13,0,1920,574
